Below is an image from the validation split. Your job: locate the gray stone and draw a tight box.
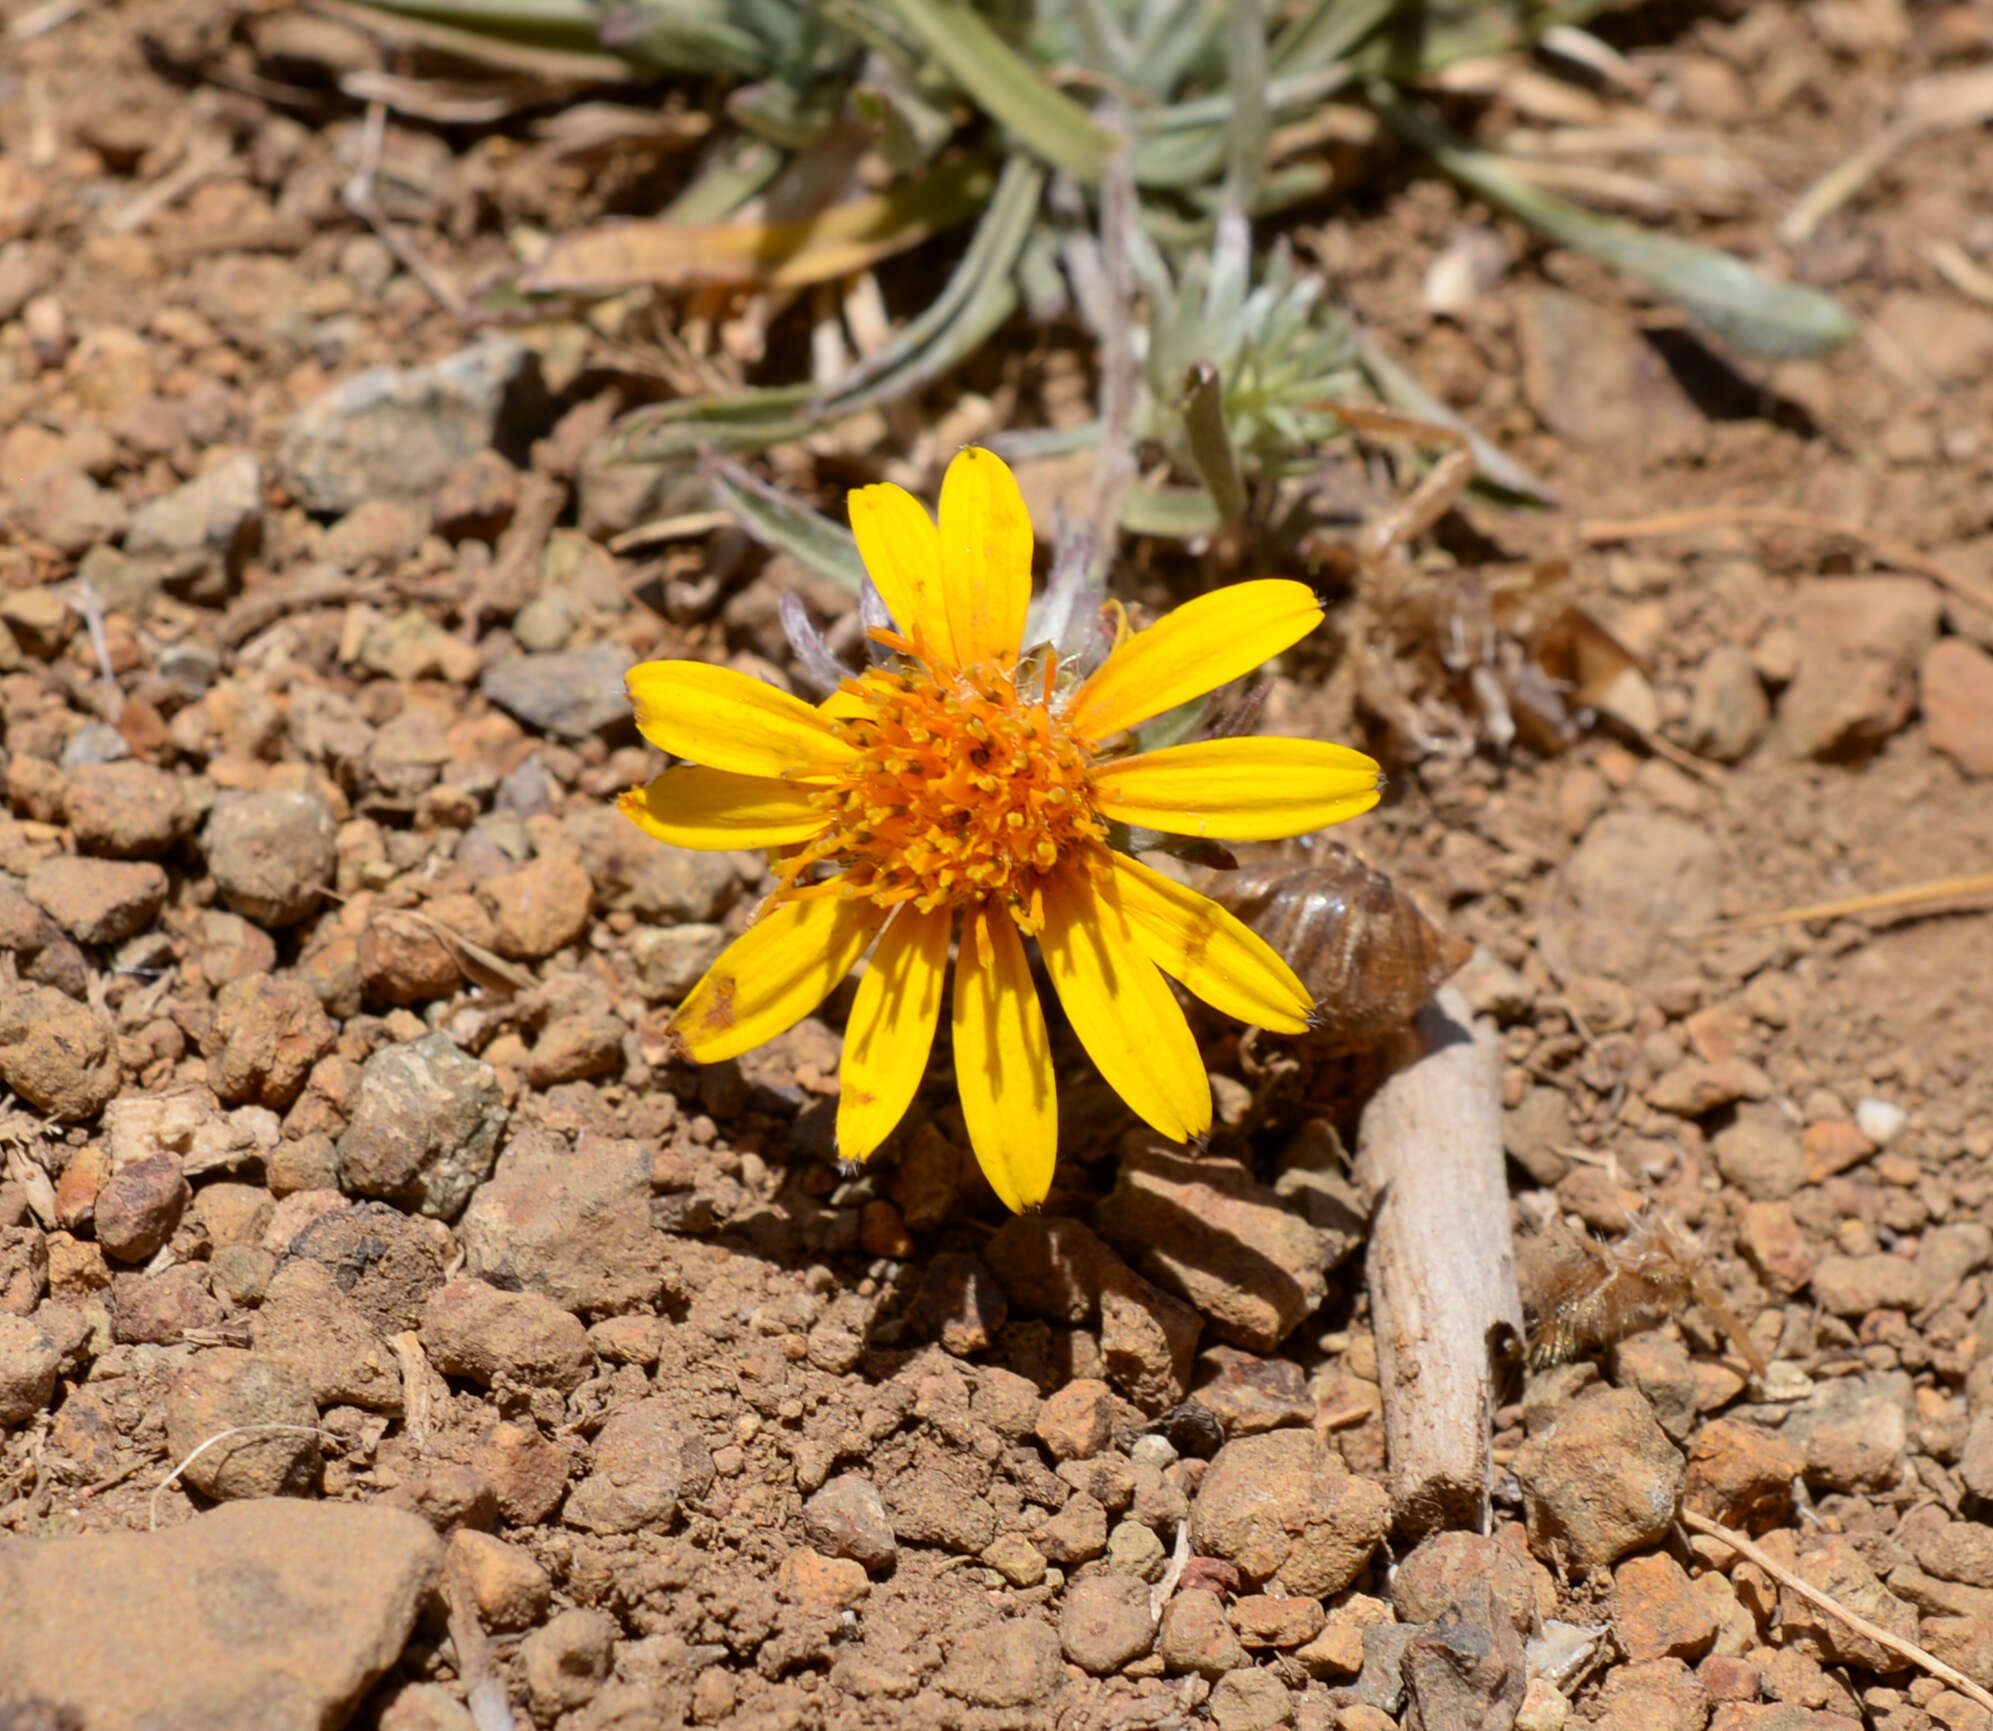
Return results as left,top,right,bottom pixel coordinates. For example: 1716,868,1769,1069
803,1473,898,1574
277,338,540,515
124,450,262,600
338,1034,505,1219
204,790,337,928
481,643,633,741
1513,1386,1683,1568
1687,644,1770,764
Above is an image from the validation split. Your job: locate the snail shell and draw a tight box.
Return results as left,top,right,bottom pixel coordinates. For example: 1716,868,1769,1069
1200,843,1472,1052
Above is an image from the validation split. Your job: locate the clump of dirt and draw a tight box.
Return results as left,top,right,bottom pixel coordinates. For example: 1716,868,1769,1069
3,1,1993,1728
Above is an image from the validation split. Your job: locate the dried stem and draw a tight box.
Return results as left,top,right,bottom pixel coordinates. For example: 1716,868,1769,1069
1681,1509,1993,1715
1706,872,1993,934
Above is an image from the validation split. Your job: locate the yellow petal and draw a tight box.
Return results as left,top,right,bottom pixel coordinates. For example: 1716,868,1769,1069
1092,737,1383,842
1037,868,1211,1143
837,904,952,1163
1066,579,1325,741
849,483,954,664
671,889,883,1064
1108,853,1313,1034
619,766,829,851
953,904,1056,1213
937,447,1032,671
627,660,853,779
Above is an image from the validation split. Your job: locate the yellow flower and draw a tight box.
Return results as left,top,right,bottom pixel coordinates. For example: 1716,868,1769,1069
621,447,1381,1213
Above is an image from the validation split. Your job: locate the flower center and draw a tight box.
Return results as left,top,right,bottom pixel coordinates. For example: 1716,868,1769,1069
781,663,1104,928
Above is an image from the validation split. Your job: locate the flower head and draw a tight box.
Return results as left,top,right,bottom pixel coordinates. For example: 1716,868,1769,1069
621,448,1381,1212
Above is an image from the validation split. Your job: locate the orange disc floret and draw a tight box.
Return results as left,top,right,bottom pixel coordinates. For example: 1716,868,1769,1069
776,662,1104,929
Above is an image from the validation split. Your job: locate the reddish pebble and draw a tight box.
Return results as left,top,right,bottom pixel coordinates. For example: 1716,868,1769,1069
859,1199,913,1260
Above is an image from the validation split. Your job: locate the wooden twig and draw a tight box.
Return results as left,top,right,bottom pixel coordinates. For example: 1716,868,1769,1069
1355,985,1522,1538
1578,505,1993,618
1682,1509,1993,1714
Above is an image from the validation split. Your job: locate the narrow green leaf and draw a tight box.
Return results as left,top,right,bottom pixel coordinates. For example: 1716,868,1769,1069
1372,85,1855,358
877,0,1116,180
662,135,784,225
1120,484,1222,539
708,460,867,593
1180,360,1248,526
1352,327,1558,506
820,155,1044,410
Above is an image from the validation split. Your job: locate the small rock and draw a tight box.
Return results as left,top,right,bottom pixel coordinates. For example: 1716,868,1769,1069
277,338,539,515
1781,1370,1909,1492
202,974,336,1109
163,1351,321,1500
1646,1057,1773,1117
1035,1490,1109,1565
1854,1096,1907,1145
12,466,128,557
448,1529,551,1632
1100,1262,1201,1413
113,1263,226,1344
630,924,726,1003
1739,1199,1815,1295
65,761,190,858
1096,1139,1327,1353
1506,1086,1575,1186
519,1606,616,1724
469,1420,571,1527
124,450,262,600
252,1259,402,1410
1513,1386,1684,1568
0,1225,46,1315
480,851,593,960
0,1501,441,1729
0,1312,60,1425
1232,1594,1326,1648
459,1128,665,1317
524,1012,623,1086
378,1684,475,1731
1060,1572,1154,1674
1550,812,1723,980
422,1279,590,1392
1777,576,1942,760
803,1474,898,1574
1516,288,1700,456
1711,1113,1804,1201
1614,1552,1718,1662
938,1619,1066,1708
1107,1517,1167,1580
1391,1530,1539,1633
913,1252,1008,1355
1195,1346,1314,1437
1191,1429,1392,1596
1922,638,1993,776
92,1153,189,1262
205,791,337,928
1776,1532,1918,1670
338,1033,505,1219
1403,1579,1527,1731
482,644,634,742
983,1532,1047,1587
778,1546,868,1612
1684,1417,1802,1529
1688,645,1771,764
1036,1376,1116,1460
565,1397,709,1535
25,856,166,946
1208,1667,1296,1731
431,449,518,543
286,1202,449,1334
985,1215,1121,1323
1810,1251,1928,1317
1159,1589,1249,1677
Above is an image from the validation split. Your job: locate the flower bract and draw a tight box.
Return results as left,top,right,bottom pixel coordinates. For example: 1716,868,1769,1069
621,447,1381,1212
